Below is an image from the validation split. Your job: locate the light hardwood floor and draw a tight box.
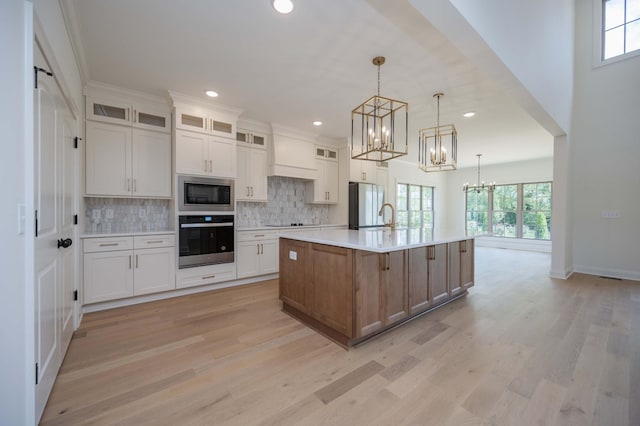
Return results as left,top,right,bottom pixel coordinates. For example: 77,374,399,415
41,247,639,425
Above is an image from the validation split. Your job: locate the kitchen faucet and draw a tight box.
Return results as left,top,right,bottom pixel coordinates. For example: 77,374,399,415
378,203,396,231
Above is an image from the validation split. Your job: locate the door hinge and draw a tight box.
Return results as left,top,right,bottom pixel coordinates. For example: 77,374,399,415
73,290,78,301
74,214,78,225
74,136,82,149
35,210,38,237
33,66,53,89
35,362,39,385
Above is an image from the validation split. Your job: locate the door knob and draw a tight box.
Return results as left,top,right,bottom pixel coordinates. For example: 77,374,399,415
57,238,73,249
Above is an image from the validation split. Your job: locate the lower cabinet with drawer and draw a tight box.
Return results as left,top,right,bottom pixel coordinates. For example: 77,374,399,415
176,262,237,289
83,234,176,304
237,230,279,279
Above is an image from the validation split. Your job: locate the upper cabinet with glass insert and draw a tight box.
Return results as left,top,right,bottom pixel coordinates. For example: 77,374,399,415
174,104,236,139
87,96,171,133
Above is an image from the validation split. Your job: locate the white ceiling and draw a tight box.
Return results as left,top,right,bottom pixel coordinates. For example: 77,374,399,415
65,0,553,168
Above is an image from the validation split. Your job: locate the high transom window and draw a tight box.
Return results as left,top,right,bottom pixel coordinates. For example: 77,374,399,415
603,0,640,60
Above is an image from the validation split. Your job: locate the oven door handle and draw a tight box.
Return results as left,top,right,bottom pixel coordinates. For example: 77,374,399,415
180,222,234,228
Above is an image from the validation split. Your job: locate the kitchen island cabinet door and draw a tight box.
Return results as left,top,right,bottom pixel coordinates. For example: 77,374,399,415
310,244,353,337
279,238,311,314
409,246,430,315
354,251,384,338
430,244,449,305
384,250,409,325
460,239,474,289
448,242,463,296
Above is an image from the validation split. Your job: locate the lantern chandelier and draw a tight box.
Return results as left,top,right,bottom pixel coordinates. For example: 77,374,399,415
463,154,495,193
418,92,457,172
351,56,408,162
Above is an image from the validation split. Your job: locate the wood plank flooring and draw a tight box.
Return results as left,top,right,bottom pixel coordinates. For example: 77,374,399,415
41,248,640,425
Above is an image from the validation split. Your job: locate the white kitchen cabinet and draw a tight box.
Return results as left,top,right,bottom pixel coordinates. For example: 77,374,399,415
174,104,236,138
236,129,267,147
175,129,236,178
237,231,279,278
83,234,175,304
85,122,171,197
270,124,318,180
237,145,268,202
176,262,237,289
306,157,339,204
349,157,377,183
86,95,171,133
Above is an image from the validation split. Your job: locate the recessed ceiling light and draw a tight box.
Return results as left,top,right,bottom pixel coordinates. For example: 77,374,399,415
205,90,219,98
313,121,322,126
273,0,294,14
463,112,475,118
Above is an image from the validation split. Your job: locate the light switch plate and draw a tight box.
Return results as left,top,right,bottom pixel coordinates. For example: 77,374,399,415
17,204,25,235
289,250,297,260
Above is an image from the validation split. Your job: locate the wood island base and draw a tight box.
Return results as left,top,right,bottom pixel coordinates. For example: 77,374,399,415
278,235,474,349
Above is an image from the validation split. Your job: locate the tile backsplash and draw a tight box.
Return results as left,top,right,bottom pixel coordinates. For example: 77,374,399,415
84,198,170,234
236,176,329,228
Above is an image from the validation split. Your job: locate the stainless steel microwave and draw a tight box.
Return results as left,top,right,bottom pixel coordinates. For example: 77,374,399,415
178,175,234,212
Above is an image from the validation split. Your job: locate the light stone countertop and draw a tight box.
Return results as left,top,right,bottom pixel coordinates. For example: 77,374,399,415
237,224,347,232
80,230,175,239
278,229,472,253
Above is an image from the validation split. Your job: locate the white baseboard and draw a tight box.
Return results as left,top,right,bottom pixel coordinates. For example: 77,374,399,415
549,268,574,280
572,265,640,282
82,273,279,314
475,236,552,252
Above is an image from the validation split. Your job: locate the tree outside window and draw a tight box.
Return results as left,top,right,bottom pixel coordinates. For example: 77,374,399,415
492,185,518,238
523,182,552,240
396,183,434,238
466,190,489,236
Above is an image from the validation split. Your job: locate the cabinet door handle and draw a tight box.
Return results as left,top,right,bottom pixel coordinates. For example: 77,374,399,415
386,253,390,271
133,109,137,123
127,178,131,192
209,160,213,173
133,179,137,192
129,255,132,269
250,187,253,197
135,254,139,268
204,159,208,173
257,244,260,255
261,243,264,255
125,107,130,122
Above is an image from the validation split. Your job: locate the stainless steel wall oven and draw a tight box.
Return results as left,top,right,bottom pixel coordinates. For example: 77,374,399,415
178,215,234,268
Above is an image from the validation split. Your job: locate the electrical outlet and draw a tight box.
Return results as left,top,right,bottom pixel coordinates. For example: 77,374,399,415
289,250,297,260
601,210,622,219
138,208,147,218
92,209,101,221
105,209,114,219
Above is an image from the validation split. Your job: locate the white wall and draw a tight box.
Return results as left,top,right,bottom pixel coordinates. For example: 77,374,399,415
571,0,640,280
0,1,33,424
444,157,554,236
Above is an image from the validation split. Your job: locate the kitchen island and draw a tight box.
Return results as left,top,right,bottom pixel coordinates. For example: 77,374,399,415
278,229,474,347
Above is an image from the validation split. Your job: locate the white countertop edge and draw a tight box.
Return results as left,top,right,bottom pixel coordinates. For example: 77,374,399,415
278,229,473,253
237,224,347,232
81,230,176,239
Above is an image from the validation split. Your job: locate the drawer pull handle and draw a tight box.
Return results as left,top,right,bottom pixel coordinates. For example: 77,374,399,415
146,240,163,244
254,234,265,237
99,243,119,247
201,275,216,280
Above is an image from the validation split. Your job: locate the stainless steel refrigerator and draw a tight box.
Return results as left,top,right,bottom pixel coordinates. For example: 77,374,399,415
348,182,385,229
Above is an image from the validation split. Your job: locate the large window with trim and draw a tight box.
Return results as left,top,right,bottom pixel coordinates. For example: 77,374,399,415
465,181,552,240
602,0,640,60
396,183,434,238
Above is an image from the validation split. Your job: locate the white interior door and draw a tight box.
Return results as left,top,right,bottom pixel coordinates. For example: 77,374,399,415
34,44,78,421
34,45,61,420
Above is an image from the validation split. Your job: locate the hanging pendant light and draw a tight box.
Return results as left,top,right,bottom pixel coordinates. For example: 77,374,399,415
418,93,457,172
351,56,408,162
463,154,496,193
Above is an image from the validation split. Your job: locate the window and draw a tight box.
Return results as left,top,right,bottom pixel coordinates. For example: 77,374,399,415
465,190,489,237
396,183,434,238
492,185,518,238
603,0,640,60
465,182,552,240
522,182,552,240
